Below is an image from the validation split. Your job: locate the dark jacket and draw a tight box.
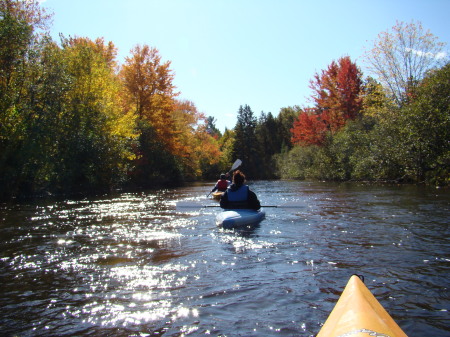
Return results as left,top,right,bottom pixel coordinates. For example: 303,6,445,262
220,184,261,210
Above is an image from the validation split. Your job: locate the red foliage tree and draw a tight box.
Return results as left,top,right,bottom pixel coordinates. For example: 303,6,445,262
309,56,363,133
291,56,364,146
290,108,327,146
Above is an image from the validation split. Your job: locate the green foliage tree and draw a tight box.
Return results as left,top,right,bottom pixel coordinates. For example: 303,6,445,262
232,105,259,179
278,62,449,186
217,128,236,173
50,36,137,193
0,0,54,197
276,106,298,152
360,76,395,121
132,119,183,187
0,1,228,198
0,5,137,198
255,111,278,178
394,62,450,184
2,1,448,199
275,145,317,180
0,11,29,195
206,116,221,139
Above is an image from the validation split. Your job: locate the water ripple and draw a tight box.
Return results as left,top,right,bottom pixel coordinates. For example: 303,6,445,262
1,182,449,336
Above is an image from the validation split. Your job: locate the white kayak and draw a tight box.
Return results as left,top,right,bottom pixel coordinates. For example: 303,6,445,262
216,209,265,229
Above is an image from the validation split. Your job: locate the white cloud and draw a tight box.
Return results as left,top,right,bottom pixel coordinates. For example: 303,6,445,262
406,47,448,60
435,52,448,60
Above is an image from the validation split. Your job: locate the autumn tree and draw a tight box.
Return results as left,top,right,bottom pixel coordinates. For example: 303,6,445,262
1,0,138,197
49,36,137,193
0,0,50,28
120,45,182,186
171,100,221,179
67,36,119,69
194,123,222,179
291,57,363,147
364,20,447,106
360,76,394,121
120,45,177,150
309,56,363,133
291,108,328,146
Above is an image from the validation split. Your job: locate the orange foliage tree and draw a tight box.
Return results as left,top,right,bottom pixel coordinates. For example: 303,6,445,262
120,44,178,152
119,46,221,181
172,100,221,179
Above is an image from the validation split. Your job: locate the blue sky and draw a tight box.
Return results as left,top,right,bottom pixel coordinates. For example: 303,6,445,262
40,0,450,132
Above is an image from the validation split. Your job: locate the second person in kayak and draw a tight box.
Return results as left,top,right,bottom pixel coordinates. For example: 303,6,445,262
220,170,261,210
210,173,230,194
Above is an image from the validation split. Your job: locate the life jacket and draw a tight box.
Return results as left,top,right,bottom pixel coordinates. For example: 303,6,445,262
227,185,249,206
217,179,228,191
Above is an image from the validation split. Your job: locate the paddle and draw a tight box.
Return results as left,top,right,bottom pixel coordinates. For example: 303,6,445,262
228,158,242,173
176,201,304,211
207,159,242,197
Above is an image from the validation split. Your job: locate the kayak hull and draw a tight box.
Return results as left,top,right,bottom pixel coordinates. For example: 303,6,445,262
211,191,224,200
216,209,265,229
317,275,408,337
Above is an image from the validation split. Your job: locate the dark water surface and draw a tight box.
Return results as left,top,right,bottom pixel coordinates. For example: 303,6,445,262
0,181,449,336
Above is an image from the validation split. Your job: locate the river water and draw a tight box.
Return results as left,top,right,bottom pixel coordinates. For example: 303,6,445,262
0,181,448,336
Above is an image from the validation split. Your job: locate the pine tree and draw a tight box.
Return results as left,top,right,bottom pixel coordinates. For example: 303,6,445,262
232,105,259,179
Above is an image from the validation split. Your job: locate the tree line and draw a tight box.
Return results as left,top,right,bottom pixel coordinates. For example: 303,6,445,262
227,21,449,186
1,1,448,200
0,0,225,199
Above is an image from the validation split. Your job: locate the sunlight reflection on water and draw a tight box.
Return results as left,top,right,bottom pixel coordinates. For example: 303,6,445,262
1,182,449,336
3,191,203,333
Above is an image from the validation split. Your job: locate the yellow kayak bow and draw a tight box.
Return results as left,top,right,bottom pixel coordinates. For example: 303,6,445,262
317,275,408,337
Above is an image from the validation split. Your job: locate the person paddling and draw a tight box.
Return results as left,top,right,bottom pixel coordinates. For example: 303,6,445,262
220,170,260,210
210,173,230,194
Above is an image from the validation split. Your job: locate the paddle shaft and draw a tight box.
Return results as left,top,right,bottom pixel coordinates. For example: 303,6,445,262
181,205,289,208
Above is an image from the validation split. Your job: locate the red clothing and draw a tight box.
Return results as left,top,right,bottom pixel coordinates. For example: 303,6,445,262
216,179,228,191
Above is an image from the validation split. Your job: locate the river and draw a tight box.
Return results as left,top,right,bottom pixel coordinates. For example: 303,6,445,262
0,181,449,336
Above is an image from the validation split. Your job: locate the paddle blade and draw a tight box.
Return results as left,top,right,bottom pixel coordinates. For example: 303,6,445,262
230,159,242,171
